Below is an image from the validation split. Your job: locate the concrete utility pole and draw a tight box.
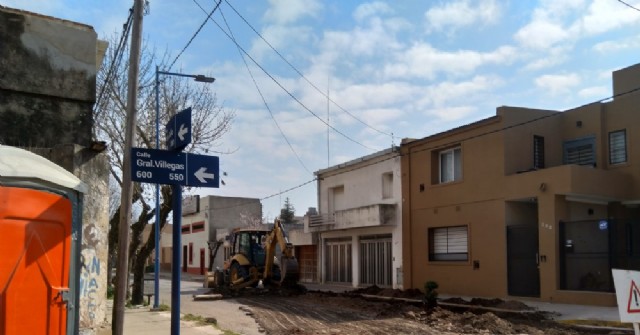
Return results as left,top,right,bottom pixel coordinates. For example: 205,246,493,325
113,0,144,334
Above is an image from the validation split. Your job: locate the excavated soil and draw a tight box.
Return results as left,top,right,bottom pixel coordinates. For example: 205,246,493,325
230,286,626,335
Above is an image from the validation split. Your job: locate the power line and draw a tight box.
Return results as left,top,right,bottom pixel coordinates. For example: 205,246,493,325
167,0,222,71
209,178,318,210
223,0,394,139
616,0,640,12
191,0,376,151
219,6,311,174
95,8,133,111
310,84,640,179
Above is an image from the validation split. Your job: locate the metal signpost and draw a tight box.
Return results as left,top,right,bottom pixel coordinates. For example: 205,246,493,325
131,108,219,335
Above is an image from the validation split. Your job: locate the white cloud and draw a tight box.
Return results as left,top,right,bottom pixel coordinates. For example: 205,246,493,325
424,0,501,32
418,75,500,108
514,19,570,50
427,106,477,122
593,36,640,53
384,43,517,80
578,86,609,99
521,46,571,71
534,73,581,96
263,0,322,25
353,2,392,22
249,24,315,60
572,0,640,36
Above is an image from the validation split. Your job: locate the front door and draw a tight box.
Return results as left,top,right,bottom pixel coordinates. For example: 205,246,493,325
0,186,72,334
507,224,540,297
183,245,188,272
200,249,205,275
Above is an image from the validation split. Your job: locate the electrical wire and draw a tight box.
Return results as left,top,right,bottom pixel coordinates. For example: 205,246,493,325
191,0,376,151
167,0,222,71
223,0,394,139
616,0,640,12
219,6,312,174
329,84,640,179
95,8,133,111
209,178,318,210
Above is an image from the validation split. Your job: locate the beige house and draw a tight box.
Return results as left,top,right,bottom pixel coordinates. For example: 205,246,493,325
400,63,640,306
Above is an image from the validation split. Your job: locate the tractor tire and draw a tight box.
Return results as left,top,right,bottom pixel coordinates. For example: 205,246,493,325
230,262,249,284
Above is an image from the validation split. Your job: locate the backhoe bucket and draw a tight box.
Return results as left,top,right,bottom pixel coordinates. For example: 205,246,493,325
280,258,300,286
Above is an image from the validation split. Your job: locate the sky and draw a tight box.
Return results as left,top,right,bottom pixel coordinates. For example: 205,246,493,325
4,0,640,221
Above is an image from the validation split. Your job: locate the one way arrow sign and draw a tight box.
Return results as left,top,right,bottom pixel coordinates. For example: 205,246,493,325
194,167,215,183
186,154,219,187
166,107,192,151
178,123,189,141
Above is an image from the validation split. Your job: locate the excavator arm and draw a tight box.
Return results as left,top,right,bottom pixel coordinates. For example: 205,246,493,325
263,219,299,285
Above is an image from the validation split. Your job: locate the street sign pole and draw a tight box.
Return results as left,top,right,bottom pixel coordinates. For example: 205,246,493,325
171,183,182,335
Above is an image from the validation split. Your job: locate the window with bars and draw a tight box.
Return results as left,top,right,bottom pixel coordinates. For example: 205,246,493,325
439,147,462,183
609,130,627,165
563,136,595,166
429,226,468,261
533,135,545,169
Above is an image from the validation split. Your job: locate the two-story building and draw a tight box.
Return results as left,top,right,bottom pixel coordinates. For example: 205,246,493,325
400,63,640,306
306,147,403,289
160,195,262,275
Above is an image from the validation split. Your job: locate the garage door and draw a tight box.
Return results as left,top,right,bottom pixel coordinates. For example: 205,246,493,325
325,239,352,284
0,186,72,335
359,235,392,287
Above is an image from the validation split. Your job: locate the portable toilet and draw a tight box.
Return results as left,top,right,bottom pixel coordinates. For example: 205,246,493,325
0,145,87,335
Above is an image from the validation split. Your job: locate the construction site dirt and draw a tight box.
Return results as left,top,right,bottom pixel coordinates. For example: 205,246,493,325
216,286,629,335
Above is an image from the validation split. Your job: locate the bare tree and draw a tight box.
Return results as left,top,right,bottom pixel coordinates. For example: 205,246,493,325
96,33,235,304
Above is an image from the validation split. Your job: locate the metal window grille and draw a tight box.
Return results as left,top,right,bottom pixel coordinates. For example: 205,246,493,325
609,130,627,165
533,135,545,169
563,137,595,166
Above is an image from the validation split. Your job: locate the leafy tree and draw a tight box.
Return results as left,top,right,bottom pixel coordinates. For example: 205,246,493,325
96,33,234,304
279,197,296,224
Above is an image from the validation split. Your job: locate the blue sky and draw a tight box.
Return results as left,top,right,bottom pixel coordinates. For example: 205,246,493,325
4,0,640,220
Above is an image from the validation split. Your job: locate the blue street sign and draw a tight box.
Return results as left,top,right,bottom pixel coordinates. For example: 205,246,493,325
131,147,220,188
186,154,219,187
132,148,187,185
165,107,192,151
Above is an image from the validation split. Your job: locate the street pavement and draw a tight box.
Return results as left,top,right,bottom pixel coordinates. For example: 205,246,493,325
93,272,624,334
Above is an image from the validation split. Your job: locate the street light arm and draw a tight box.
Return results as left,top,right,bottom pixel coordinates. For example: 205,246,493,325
157,70,215,83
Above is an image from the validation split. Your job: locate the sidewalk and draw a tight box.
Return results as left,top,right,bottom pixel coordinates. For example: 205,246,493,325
96,300,224,335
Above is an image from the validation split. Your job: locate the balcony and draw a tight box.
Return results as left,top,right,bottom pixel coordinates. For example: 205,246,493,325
505,164,632,201
305,203,397,232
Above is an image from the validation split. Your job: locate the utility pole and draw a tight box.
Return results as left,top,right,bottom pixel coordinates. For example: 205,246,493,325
113,0,144,334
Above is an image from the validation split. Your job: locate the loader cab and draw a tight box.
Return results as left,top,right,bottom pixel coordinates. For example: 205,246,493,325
232,230,267,266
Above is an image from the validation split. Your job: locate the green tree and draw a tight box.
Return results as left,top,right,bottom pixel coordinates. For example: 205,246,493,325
279,197,296,224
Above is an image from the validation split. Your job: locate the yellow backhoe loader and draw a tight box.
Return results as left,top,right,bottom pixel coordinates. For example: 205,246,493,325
204,219,299,289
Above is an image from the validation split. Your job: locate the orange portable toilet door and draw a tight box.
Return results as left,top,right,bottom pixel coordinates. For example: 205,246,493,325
0,186,72,335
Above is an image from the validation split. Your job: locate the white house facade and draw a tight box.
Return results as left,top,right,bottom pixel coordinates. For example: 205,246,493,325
305,147,403,289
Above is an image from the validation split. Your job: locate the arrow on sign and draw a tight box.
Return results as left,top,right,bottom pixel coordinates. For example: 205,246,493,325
194,167,215,183
178,123,189,141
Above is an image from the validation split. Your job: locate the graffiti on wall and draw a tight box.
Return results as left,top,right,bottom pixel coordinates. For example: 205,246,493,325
79,222,105,326
79,249,100,322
